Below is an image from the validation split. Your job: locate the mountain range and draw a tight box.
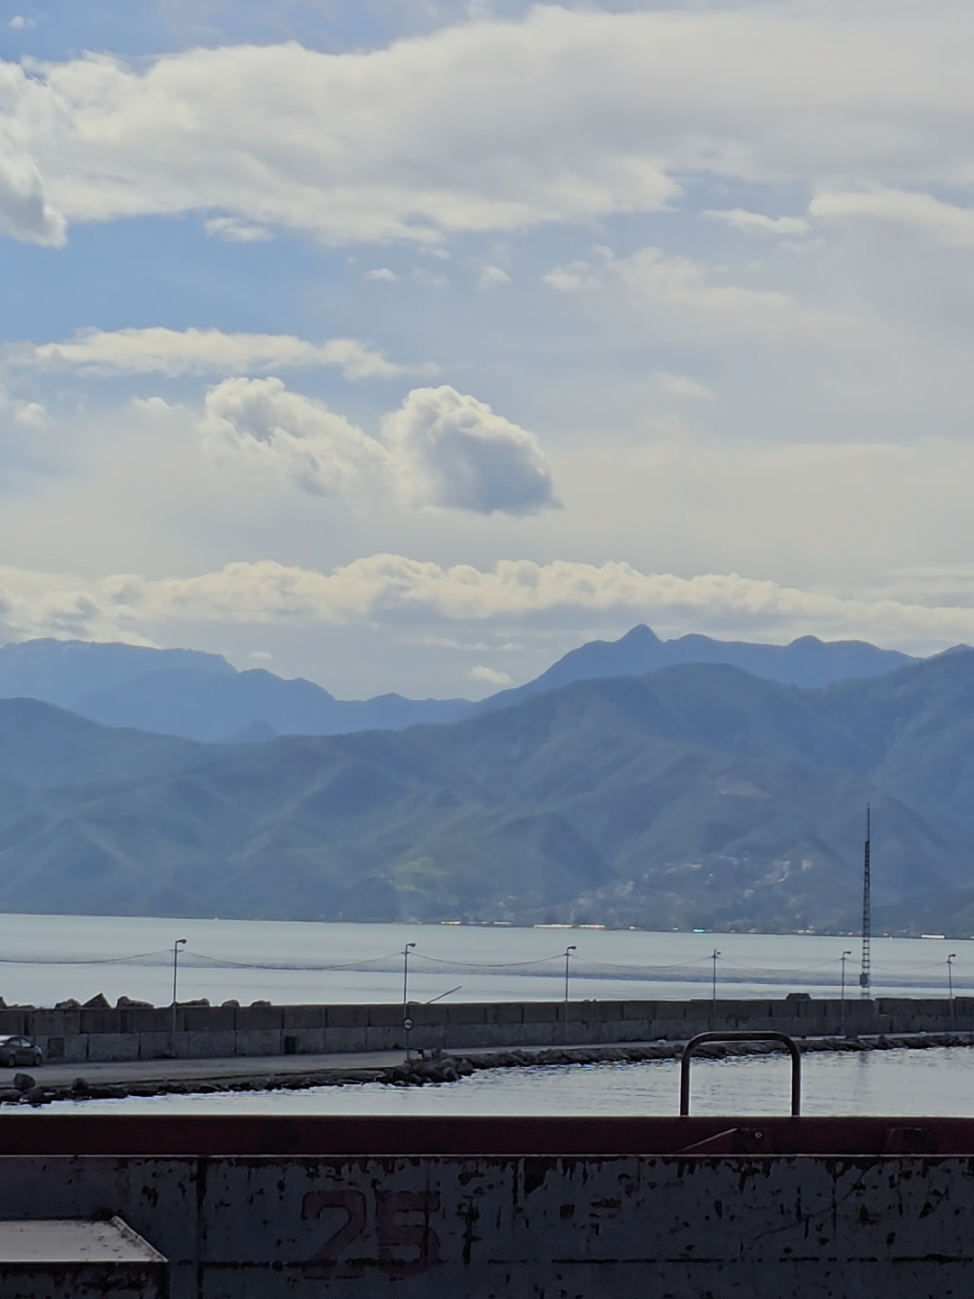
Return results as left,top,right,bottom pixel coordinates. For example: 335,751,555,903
1,646,974,934
0,628,927,743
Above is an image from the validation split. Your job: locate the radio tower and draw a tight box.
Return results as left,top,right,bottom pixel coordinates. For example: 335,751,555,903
860,805,871,999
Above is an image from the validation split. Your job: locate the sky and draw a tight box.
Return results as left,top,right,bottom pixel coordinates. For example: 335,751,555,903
2,0,974,699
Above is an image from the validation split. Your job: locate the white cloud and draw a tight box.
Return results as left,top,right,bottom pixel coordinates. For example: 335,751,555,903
611,248,824,337
810,187,974,247
381,385,559,515
478,264,510,289
9,4,974,246
0,112,65,245
651,371,715,400
9,16,34,30
366,267,399,282
0,385,49,428
130,396,173,416
3,553,974,653
545,246,837,340
12,401,48,428
196,377,558,514
15,327,431,381
204,216,272,242
542,260,602,292
469,664,513,685
198,377,389,497
704,208,811,236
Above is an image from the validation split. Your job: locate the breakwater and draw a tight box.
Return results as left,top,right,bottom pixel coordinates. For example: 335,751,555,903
7,1030,974,1108
6,995,974,1064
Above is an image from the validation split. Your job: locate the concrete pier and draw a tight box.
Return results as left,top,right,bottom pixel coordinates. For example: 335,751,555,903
10,995,973,1064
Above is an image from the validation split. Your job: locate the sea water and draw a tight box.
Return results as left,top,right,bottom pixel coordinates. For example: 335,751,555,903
44,1047,974,1118
1,912,971,1007
8,913,973,1117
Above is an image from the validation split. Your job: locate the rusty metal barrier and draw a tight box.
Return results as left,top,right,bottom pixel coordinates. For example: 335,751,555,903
680,1031,802,1117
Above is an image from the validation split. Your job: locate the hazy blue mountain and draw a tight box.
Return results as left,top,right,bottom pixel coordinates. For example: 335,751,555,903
0,638,233,708
1,651,974,932
72,667,470,741
479,624,923,713
0,639,471,740
0,629,927,743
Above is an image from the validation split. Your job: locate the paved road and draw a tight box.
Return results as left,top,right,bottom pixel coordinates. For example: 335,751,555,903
0,1049,412,1089
0,1039,621,1090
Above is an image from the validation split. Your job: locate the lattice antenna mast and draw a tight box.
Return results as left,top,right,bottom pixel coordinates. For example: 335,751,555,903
860,804,871,999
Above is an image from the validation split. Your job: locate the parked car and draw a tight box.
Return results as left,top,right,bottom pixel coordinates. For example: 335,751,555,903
0,1036,43,1068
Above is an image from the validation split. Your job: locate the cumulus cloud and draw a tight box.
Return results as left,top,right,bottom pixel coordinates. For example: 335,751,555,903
366,267,399,282
469,664,513,685
15,327,430,381
198,377,389,496
196,378,558,514
810,187,974,246
3,554,974,652
703,208,810,236
4,4,974,245
381,385,559,514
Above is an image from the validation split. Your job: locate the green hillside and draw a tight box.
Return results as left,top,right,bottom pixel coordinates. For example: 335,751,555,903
0,653,973,931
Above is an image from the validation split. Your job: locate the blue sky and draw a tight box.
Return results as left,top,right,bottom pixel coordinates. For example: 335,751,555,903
2,0,974,697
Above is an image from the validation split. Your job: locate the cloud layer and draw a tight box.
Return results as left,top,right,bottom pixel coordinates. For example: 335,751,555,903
15,327,428,380
5,3,974,245
2,553,973,653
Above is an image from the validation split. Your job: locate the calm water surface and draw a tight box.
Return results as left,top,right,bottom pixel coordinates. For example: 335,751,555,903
2,913,972,1006
45,1048,974,1118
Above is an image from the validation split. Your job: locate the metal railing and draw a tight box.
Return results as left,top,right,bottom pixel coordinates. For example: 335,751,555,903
679,1031,801,1117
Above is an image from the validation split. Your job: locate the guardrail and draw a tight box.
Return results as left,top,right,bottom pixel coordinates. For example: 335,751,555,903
680,1031,802,1116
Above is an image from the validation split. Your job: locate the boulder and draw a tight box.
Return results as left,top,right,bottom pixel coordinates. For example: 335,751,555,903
82,993,110,1009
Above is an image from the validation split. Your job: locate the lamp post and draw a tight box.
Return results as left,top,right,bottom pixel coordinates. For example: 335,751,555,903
170,938,187,1050
402,943,416,1019
564,946,577,1006
711,949,721,1026
948,953,957,1023
840,950,852,1034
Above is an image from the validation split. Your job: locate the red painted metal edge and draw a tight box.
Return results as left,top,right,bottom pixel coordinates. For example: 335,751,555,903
2,1115,974,1157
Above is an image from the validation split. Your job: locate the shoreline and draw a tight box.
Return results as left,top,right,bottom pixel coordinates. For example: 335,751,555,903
7,1030,973,1107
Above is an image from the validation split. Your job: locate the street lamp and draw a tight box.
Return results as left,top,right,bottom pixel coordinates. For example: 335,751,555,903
948,953,957,1021
711,949,721,1025
402,943,416,1019
171,938,187,1049
840,950,852,1033
564,946,577,1006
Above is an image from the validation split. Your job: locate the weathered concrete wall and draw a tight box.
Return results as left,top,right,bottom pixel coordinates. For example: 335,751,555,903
2,1149,973,1297
11,996,974,1063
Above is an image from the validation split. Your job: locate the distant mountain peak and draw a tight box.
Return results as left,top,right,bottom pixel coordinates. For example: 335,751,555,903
616,624,661,645
478,623,921,713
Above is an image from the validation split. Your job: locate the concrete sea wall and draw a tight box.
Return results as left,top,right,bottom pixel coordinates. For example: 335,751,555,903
4,1115,974,1297
7,995,974,1063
